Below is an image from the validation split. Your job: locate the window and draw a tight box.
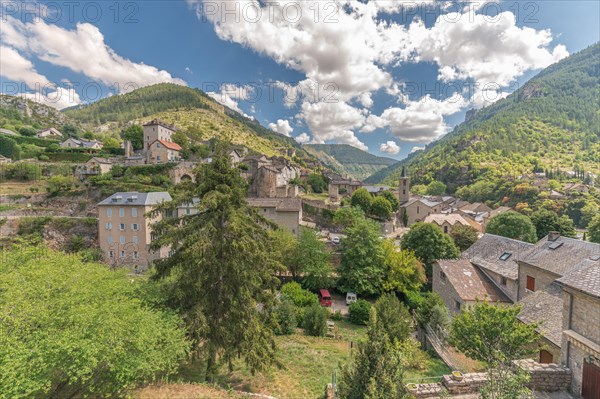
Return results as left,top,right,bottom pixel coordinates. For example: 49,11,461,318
501,276,507,286
186,208,191,215
403,189,406,195
132,236,138,244
120,236,125,245
109,250,114,258
444,226,448,233
526,276,535,292
120,251,126,258
133,251,139,259
131,223,139,231
156,143,160,148
106,208,112,217
119,208,124,217
440,271,447,281
107,236,113,244
105,222,112,230
417,206,420,214
131,208,137,217
455,300,461,311
499,252,512,261
157,155,161,161
119,223,126,231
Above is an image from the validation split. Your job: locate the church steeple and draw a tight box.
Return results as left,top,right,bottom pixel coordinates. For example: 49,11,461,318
399,166,410,203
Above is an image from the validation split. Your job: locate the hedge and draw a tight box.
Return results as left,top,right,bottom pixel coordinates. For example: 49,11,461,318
12,136,60,148
47,153,93,163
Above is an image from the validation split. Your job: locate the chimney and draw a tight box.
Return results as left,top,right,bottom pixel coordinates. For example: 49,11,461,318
548,231,560,242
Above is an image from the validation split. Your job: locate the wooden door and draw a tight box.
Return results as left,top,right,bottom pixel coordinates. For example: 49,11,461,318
582,359,600,399
539,350,553,364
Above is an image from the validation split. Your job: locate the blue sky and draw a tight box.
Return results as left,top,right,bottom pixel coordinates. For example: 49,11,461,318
1,1,598,159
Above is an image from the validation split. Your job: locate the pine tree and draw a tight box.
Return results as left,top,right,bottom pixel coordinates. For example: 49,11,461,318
338,309,408,399
149,142,283,381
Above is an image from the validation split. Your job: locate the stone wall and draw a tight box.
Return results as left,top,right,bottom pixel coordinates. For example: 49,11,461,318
408,360,572,398
513,359,572,392
517,262,560,301
442,372,488,395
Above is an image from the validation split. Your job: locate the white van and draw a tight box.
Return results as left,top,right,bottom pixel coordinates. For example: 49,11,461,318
346,292,357,305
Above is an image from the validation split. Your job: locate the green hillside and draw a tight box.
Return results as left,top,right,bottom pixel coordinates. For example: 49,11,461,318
304,144,396,180
64,83,315,160
0,95,72,130
367,43,600,188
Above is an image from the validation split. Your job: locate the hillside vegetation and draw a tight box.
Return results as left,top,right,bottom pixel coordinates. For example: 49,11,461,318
64,83,314,159
305,144,396,180
367,43,600,188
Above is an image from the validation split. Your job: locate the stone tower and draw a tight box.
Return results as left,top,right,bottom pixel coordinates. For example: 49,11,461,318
399,166,410,203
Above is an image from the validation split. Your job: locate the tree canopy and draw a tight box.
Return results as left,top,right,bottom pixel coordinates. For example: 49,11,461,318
0,247,188,399
486,211,537,243
401,222,460,276
149,143,282,381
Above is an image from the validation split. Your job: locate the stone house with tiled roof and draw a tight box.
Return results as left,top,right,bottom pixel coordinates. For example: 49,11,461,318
432,258,512,315
434,232,599,376
556,259,600,398
424,213,483,234
246,197,302,236
517,233,599,301
142,119,181,164
517,282,564,363
462,234,533,302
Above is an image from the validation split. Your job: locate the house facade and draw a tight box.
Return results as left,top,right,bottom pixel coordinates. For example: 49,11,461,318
75,157,113,179
36,127,63,138
97,192,172,270
143,119,181,164
557,260,600,398
433,258,512,315
60,138,103,150
246,197,303,236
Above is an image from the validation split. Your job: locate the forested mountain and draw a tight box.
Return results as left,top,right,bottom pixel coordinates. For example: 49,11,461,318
367,43,600,188
305,144,396,180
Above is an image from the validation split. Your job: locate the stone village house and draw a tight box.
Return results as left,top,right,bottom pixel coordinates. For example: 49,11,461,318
432,232,600,398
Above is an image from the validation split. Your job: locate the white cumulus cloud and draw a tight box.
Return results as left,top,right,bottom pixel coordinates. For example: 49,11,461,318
380,141,401,155
295,133,311,144
1,16,185,95
268,119,294,137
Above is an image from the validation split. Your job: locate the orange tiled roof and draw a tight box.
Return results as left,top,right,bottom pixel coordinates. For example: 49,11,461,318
154,139,182,151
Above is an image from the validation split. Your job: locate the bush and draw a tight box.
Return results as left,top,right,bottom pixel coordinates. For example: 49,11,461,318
331,310,344,321
280,281,318,308
47,175,73,194
274,299,297,335
303,303,328,336
405,290,426,311
348,299,371,325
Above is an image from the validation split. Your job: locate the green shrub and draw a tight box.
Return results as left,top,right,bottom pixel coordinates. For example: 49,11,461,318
405,290,426,311
280,281,318,308
331,310,344,321
274,299,297,335
348,299,371,325
303,303,328,336
67,235,85,253
17,217,51,236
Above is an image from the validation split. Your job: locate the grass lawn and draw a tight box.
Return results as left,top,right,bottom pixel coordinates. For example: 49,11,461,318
169,320,451,399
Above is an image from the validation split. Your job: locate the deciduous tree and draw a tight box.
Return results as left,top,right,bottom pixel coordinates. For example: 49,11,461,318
486,211,537,243
401,222,459,276
350,188,373,214
296,229,333,290
0,247,188,399
381,240,426,294
450,225,479,251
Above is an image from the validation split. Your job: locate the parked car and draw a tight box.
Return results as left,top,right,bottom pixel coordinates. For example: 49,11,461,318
346,292,357,305
331,236,340,245
319,289,332,307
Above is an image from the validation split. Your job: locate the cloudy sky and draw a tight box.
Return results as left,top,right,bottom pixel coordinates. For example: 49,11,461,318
1,1,598,159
